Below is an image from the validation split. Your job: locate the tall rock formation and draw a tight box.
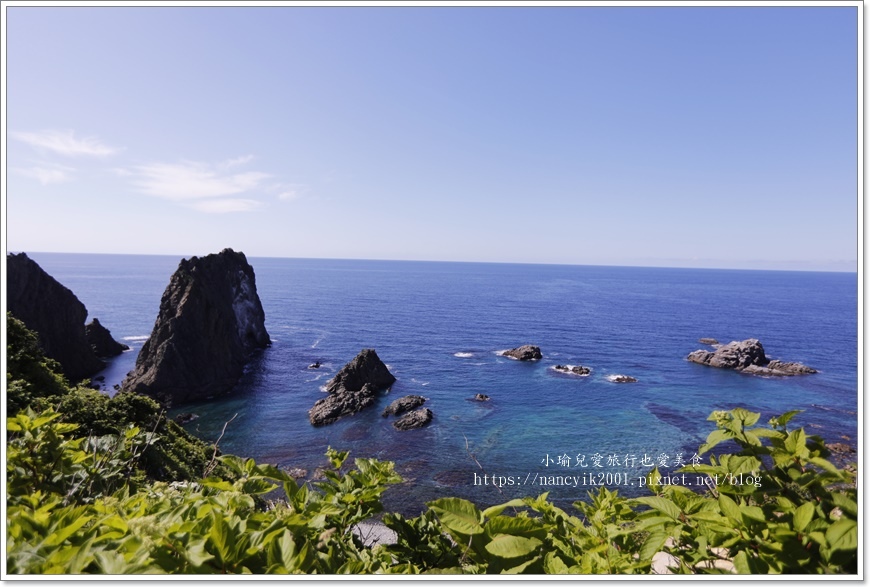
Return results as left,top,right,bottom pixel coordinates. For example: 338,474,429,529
7,253,105,381
122,249,270,405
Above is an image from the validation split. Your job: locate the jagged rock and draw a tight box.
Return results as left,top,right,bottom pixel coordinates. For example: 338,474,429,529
382,395,427,417
610,375,638,383
308,361,322,369
121,249,270,406
309,383,377,426
174,413,199,425
86,318,129,358
7,252,105,381
393,408,433,430
309,350,396,426
501,345,542,361
554,364,591,376
828,442,856,455
688,339,816,376
699,338,719,345
324,349,395,394
472,393,491,402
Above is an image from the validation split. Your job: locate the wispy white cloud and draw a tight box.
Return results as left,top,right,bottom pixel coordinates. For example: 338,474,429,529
129,160,271,200
10,129,118,157
125,157,273,213
266,182,308,201
187,198,263,213
13,164,75,185
220,154,255,169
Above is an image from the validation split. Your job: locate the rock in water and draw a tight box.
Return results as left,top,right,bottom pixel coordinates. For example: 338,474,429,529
393,408,433,430
698,338,719,345
122,249,270,405
324,349,396,393
501,345,542,361
382,395,427,417
7,252,106,381
309,383,378,427
687,339,816,376
309,349,396,426
86,318,129,358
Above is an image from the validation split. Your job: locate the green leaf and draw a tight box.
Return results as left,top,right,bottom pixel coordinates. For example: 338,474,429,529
639,529,669,562
485,516,546,540
485,534,542,559
792,502,814,532
428,497,484,535
825,519,857,553
732,551,752,574
784,429,807,456
482,499,526,519
718,494,742,526
633,496,682,521
544,551,569,574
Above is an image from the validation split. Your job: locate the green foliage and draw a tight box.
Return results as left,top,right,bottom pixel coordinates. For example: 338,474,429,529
6,317,227,484
7,414,402,574
5,342,858,578
6,313,69,414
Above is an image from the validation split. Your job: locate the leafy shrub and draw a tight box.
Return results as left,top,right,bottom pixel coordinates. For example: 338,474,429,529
5,405,857,575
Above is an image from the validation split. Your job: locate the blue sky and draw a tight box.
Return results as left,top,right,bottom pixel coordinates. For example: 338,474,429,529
4,5,859,271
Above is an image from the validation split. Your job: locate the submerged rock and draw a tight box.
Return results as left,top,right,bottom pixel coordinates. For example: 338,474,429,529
309,349,396,426
174,412,199,425
122,248,270,406
393,408,433,430
687,339,816,376
86,318,129,358
309,383,378,427
501,345,542,361
610,375,638,383
7,252,106,381
324,349,396,394
382,395,427,417
472,393,491,402
554,364,591,376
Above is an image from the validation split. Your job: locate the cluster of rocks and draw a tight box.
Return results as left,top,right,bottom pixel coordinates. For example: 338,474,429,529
7,253,128,382
503,345,639,383
554,364,591,376
308,349,395,426
382,394,433,431
688,339,817,376
609,375,638,383
306,350,433,430
121,249,271,406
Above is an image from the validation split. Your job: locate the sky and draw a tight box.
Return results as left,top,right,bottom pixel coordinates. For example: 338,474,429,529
3,4,860,271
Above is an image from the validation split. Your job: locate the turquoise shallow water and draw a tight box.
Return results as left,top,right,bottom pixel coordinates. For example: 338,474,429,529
26,253,858,515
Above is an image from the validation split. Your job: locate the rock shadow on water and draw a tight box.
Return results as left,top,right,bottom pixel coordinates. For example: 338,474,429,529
433,470,469,488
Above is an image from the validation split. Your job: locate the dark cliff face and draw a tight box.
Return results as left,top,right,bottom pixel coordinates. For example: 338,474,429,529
7,253,105,382
121,248,270,406
86,318,129,358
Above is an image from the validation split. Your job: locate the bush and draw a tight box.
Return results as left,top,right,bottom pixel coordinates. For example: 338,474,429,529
4,405,857,575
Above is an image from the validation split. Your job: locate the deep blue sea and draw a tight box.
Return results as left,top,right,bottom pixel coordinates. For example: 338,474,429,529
24,253,858,515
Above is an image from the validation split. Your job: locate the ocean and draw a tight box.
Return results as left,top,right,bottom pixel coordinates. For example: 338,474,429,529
23,253,858,515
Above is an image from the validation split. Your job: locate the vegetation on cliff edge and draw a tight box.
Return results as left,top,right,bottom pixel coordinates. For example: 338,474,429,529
5,315,858,574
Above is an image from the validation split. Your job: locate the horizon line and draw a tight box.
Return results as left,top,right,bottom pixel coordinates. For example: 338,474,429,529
5,249,859,275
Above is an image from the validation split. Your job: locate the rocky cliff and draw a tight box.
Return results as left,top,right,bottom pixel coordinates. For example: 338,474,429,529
7,253,106,381
122,248,270,405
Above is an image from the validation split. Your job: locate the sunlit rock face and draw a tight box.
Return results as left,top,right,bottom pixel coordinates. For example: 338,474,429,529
123,248,270,406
